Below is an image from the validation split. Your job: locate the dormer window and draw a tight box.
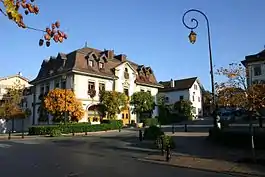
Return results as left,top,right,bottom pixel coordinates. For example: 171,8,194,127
88,60,94,67
124,67,129,79
99,62,104,69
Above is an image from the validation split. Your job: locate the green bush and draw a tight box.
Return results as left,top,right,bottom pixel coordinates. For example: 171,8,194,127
143,125,164,140
50,129,61,137
144,118,158,126
155,135,176,149
28,120,122,135
208,127,265,150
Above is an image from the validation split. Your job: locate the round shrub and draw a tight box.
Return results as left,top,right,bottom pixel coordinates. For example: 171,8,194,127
144,125,164,140
50,129,61,137
156,135,176,149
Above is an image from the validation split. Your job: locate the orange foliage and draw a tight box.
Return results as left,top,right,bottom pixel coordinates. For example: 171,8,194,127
44,88,84,122
0,0,67,47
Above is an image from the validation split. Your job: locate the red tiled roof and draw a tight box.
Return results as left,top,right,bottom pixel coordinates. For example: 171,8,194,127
30,47,163,88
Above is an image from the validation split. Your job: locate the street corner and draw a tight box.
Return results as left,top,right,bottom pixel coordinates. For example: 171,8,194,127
138,154,265,177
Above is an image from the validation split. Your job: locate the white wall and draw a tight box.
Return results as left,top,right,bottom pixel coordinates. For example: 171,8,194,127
247,61,265,85
188,81,203,117
159,80,203,118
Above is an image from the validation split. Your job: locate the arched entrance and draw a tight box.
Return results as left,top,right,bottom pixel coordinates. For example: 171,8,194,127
87,104,101,124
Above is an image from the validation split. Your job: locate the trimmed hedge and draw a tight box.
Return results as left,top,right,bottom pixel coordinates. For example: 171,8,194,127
208,127,265,150
28,120,123,135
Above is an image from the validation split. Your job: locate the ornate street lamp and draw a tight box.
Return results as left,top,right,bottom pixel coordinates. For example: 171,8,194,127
188,30,197,44
182,9,217,127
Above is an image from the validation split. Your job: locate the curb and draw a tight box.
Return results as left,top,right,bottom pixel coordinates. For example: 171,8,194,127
0,129,121,141
138,157,265,177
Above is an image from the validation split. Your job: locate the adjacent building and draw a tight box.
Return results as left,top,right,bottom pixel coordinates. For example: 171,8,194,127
29,47,163,126
241,49,265,86
0,72,31,133
159,77,203,118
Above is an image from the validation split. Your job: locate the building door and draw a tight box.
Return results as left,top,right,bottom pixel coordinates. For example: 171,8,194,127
121,110,129,125
122,88,130,125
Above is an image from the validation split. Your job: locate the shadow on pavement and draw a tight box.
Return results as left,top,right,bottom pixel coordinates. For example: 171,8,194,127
140,159,265,177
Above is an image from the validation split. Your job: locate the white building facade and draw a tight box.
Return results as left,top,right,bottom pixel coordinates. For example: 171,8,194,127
242,49,265,86
0,73,31,133
29,47,163,126
159,77,203,119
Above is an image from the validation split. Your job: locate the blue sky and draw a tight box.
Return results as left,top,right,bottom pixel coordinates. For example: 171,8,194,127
0,0,265,90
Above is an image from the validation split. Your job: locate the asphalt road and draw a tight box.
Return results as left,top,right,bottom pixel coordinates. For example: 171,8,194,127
0,131,233,177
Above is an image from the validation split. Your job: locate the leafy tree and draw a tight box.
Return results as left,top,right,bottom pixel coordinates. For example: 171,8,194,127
130,91,155,122
0,82,30,132
0,0,67,47
174,100,193,120
202,90,212,116
99,91,127,119
44,88,84,122
216,63,265,116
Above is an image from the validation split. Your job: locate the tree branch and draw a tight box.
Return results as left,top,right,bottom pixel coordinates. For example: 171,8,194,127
0,8,7,16
26,26,45,32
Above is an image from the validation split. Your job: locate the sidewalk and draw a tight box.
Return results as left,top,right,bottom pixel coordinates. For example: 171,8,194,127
138,132,265,176
140,155,265,177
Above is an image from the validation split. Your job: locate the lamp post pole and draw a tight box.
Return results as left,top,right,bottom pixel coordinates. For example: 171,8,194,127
62,75,67,124
182,9,217,127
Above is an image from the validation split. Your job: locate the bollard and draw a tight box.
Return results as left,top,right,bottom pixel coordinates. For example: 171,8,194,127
85,131,87,135
166,145,171,162
172,124,175,134
119,127,121,132
161,136,164,156
22,131,24,139
8,130,11,140
139,130,143,141
72,130,75,136
184,124,187,132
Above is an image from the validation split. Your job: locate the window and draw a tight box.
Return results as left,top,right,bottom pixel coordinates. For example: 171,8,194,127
45,83,50,94
122,113,124,119
54,79,60,88
99,83,105,91
140,89,145,92
124,88,129,96
198,96,200,102
147,90,151,95
88,60,94,67
61,80,66,89
125,68,128,72
126,114,129,119
99,62,104,69
254,65,262,76
179,96,184,100
192,95,195,101
88,82,95,90
40,84,44,94
192,107,196,114
194,84,198,90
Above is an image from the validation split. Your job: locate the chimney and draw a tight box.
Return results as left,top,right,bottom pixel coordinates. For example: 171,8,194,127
18,72,22,76
116,54,126,62
107,50,114,59
170,79,174,87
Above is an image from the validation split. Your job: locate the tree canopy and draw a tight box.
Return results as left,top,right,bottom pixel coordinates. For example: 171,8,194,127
99,91,128,119
174,100,193,119
1,0,67,47
44,88,84,122
0,82,29,120
130,91,155,117
215,62,265,112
